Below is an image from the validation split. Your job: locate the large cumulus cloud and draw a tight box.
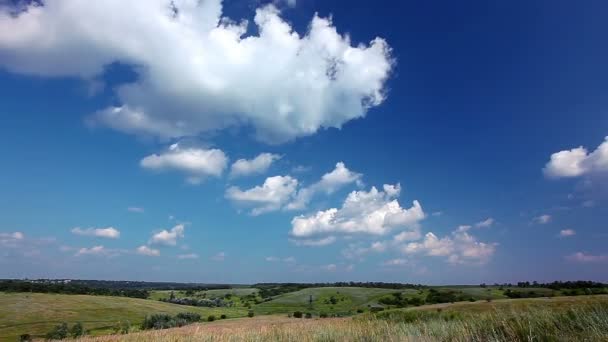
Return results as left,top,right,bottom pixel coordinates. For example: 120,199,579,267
0,0,393,143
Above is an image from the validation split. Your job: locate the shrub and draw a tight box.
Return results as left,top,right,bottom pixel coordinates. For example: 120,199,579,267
207,315,216,322
319,312,328,318
19,334,32,342
305,312,312,319
176,312,201,323
119,320,131,334
70,322,85,338
220,314,227,319
141,314,176,330
293,311,303,318
356,308,364,313
370,307,385,313
248,310,255,318
45,322,69,340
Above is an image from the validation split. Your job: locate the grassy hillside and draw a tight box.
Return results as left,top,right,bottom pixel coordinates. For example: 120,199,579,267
0,292,247,341
78,295,608,342
254,287,407,315
150,287,258,301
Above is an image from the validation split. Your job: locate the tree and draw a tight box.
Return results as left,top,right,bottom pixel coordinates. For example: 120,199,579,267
70,322,85,338
45,322,69,340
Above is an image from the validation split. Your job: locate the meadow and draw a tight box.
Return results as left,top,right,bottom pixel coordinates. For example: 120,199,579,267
2,281,607,341
77,295,608,342
0,293,247,341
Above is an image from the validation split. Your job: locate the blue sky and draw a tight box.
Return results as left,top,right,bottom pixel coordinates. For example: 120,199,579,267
0,0,607,284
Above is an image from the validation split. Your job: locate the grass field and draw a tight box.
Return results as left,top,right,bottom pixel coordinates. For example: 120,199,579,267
255,287,412,315
78,295,608,342
0,292,248,341
149,288,258,301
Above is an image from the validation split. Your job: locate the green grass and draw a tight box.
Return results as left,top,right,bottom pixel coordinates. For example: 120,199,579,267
77,295,608,342
255,287,405,315
0,292,247,341
149,288,258,301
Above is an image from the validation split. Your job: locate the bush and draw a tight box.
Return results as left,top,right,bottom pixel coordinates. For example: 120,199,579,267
370,307,385,313
176,312,201,323
293,311,303,318
319,312,328,318
45,322,69,340
220,314,227,319
207,315,216,322
305,312,312,319
119,320,131,334
70,322,85,338
356,308,364,313
141,314,176,330
248,310,255,318
19,334,32,342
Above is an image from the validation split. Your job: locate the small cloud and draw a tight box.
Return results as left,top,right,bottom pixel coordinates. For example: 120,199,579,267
382,258,408,266
475,218,494,228
431,211,443,217
582,200,595,208
71,227,120,239
533,214,552,224
75,245,121,257
566,252,608,263
149,224,185,246
290,236,337,247
140,143,228,184
322,263,337,271
128,207,144,213
177,253,199,259
230,153,281,178
212,252,226,261
559,229,576,237
136,245,160,256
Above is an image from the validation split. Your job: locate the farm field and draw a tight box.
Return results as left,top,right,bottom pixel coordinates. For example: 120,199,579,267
78,295,608,342
0,292,247,341
254,286,407,315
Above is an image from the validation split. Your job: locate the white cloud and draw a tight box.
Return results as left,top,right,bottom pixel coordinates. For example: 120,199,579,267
290,183,424,238
226,175,298,215
544,137,608,178
393,229,422,242
404,232,454,257
71,227,120,239
431,211,443,217
322,263,337,271
559,229,576,237
265,256,296,263
475,218,494,228
0,231,24,245
141,143,228,184
286,162,362,210
230,153,281,178
212,252,226,261
403,229,497,265
566,252,608,263
75,245,121,257
137,245,160,257
177,253,199,259
149,224,185,246
533,214,551,224
0,1,393,144
128,207,145,213
382,258,408,266
290,236,336,247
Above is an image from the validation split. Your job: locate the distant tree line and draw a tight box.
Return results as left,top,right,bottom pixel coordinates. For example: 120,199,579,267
0,280,150,299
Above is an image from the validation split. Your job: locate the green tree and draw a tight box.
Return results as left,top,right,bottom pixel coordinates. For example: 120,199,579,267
70,322,85,338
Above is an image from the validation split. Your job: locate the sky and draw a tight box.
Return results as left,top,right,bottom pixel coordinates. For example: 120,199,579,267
0,0,607,285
